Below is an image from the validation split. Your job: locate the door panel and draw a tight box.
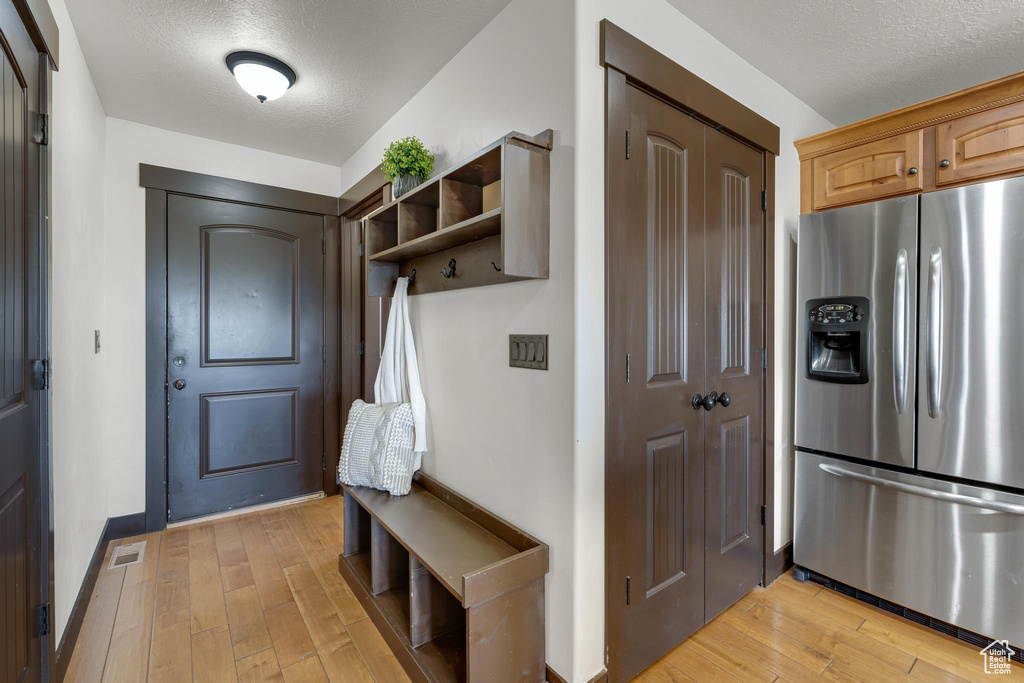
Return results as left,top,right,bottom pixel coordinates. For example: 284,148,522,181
812,131,923,210
168,196,325,521
704,129,764,621
918,178,1024,489
607,84,706,681
0,4,44,680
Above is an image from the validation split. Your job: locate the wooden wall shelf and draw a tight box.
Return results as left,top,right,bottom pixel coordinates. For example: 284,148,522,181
338,473,549,682
365,130,552,296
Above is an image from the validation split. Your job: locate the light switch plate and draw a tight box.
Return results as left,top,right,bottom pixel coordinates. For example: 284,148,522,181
509,334,548,370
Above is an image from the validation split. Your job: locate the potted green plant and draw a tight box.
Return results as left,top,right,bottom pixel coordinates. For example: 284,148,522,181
381,136,435,198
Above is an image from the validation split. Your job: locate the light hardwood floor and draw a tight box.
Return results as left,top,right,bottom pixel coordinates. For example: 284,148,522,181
65,495,1019,682
632,572,1021,682
64,495,409,683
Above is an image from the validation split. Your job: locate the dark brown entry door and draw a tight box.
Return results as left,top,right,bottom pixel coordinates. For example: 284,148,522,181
0,3,45,680
608,84,765,681
703,128,764,620
607,85,707,677
167,196,325,522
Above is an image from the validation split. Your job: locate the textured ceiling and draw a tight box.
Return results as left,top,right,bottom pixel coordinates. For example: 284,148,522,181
64,0,511,166
670,0,1024,126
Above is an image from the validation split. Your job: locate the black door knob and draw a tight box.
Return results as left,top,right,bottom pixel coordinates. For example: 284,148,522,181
173,379,186,391
703,392,718,411
691,393,705,411
717,392,731,407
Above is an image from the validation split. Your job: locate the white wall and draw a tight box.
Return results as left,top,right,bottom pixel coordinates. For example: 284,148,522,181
102,119,342,518
336,0,578,676
573,0,832,677
49,0,109,643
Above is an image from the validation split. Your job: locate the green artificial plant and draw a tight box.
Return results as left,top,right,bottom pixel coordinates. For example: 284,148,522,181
380,136,435,183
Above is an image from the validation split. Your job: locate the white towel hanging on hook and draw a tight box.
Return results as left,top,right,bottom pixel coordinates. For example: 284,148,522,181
374,276,427,467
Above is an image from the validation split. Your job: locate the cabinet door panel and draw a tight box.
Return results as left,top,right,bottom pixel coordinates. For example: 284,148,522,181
935,101,1024,186
813,131,923,210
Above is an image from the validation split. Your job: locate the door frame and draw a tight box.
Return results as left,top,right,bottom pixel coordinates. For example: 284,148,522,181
142,165,350,531
601,19,782,676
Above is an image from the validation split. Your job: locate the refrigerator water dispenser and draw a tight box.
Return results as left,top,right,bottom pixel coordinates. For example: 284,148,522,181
805,296,869,384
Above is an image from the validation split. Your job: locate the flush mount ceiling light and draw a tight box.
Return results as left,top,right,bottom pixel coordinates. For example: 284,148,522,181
225,51,296,103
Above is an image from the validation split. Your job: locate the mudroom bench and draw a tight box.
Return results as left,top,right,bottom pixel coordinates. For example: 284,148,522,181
338,473,549,682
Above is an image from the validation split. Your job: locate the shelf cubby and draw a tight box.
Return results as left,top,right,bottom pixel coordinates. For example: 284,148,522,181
364,129,551,296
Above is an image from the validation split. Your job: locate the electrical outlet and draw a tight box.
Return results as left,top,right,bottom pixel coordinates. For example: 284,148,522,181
509,334,548,370
94,330,101,354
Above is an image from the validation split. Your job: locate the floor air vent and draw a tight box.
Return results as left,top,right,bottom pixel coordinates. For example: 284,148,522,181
799,567,1024,665
108,541,146,569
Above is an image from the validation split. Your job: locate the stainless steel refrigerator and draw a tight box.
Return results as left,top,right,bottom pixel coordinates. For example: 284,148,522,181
794,177,1024,647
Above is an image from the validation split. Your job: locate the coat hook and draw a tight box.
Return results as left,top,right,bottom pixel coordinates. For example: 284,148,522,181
407,269,416,284
440,258,457,279
490,261,502,272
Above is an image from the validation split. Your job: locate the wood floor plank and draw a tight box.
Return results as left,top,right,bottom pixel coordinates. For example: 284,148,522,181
285,506,366,624
673,633,775,683
696,620,824,683
188,523,228,633
716,607,832,673
101,531,162,683
909,658,971,682
281,657,330,683
346,617,411,683
261,509,309,569
745,602,915,675
224,584,273,660
192,623,238,683
215,519,257,593
659,643,738,682
63,537,133,683
148,529,192,683
237,513,293,610
237,647,285,683
265,600,317,668
776,572,822,597
282,562,374,683
857,618,991,681
639,660,698,682
755,581,865,631
732,594,757,613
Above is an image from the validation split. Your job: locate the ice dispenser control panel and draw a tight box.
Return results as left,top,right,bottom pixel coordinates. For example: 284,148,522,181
805,296,870,384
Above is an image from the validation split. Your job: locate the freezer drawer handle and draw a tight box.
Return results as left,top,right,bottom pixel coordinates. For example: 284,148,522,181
818,463,1024,515
926,247,943,418
892,249,909,414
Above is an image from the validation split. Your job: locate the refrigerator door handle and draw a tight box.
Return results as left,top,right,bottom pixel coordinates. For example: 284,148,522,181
926,247,943,418
818,463,1024,515
892,249,909,414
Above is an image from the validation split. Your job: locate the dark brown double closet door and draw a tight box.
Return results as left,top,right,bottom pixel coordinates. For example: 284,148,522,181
608,85,764,679
167,196,325,522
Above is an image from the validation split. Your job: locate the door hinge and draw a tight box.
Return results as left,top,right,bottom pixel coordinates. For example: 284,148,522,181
37,603,50,637
760,504,767,526
35,113,48,146
625,576,631,605
625,130,631,159
322,346,326,363
321,238,326,254
31,359,50,391
625,353,631,382
322,453,326,471
761,347,767,369
761,189,767,212
358,341,365,356
356,243,365,257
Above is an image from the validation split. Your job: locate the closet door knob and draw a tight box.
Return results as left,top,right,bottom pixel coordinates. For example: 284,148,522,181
173,379,186,391
907,167,918,176
703,392,718,411
939,159,950,168
717,392,731,408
